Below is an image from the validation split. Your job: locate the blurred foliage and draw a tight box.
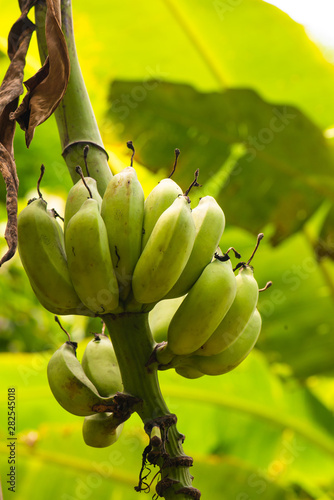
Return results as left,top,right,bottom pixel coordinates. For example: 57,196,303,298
107,82,334,244
1,0,334,499
1,350,334,499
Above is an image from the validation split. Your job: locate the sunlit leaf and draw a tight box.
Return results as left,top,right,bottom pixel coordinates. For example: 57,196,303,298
107,81,334,244
1,350,333,499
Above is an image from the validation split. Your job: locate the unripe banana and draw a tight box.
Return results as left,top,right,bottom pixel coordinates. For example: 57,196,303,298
196,265,259,356
101,167,145,301
47,341,116,416
82,334,122,396
166,257,237,356
142,178,183,250
132,196,196,304
149,296,185,343
82,412,124,448
175,365,204,379
64,177,102,232
165,196,225,299
183,309,262,375
30,281,92,317
65,198,119,314
18,198,87,315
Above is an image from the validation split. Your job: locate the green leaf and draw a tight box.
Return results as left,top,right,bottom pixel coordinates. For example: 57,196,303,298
67,0,334,130
2,1,329,129
1,350,333,499
160,351,334,496
107,81,334,244
314,204,334,261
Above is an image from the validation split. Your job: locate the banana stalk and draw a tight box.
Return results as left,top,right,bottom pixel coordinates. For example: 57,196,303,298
103,313,198,499
35,2,198,498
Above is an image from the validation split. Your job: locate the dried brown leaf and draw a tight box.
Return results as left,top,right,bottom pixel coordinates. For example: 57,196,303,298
0,101,19,188
1,0,70,265
0,145,18,266
8,7,36,59
0,3,35,266
0,26,34,153
11,0,70,147
19,0,37,12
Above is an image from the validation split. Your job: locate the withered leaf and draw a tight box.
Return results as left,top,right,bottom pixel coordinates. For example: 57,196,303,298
0,15,35,266
1,0,70,266
0,144,19,266
11,0,70,147
8,6,36,59
0,26,34,152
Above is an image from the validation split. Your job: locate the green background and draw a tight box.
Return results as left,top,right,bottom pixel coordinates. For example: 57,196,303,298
0,1,334,499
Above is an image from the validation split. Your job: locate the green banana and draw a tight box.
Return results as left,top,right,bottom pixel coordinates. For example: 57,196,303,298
165,196,226,298
148,296,185,343
196,264,259,356
47,341,116,416
82,334,123,396
30,281,92,317
65,198,119,314
132,195,196,304
182,309,262,376
175,365,204,379
101,167,145,301
18,198,87,316
166,257,237,356
64,177,102,231
82,412,124,448
142,178,183,250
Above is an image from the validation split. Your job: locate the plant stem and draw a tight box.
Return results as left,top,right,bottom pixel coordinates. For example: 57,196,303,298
34,0,112,196
103,312,198,500
35,2,200,497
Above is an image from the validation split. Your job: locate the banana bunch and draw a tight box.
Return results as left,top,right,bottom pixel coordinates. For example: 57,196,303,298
17,147,271,470
17,155,231,316
47,321,126,448
153,234,270,377
18,151,269,390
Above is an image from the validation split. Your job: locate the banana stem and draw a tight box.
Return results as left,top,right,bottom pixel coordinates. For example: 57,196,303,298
34,0,112,196
103,313,199,500
35,2,199,497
